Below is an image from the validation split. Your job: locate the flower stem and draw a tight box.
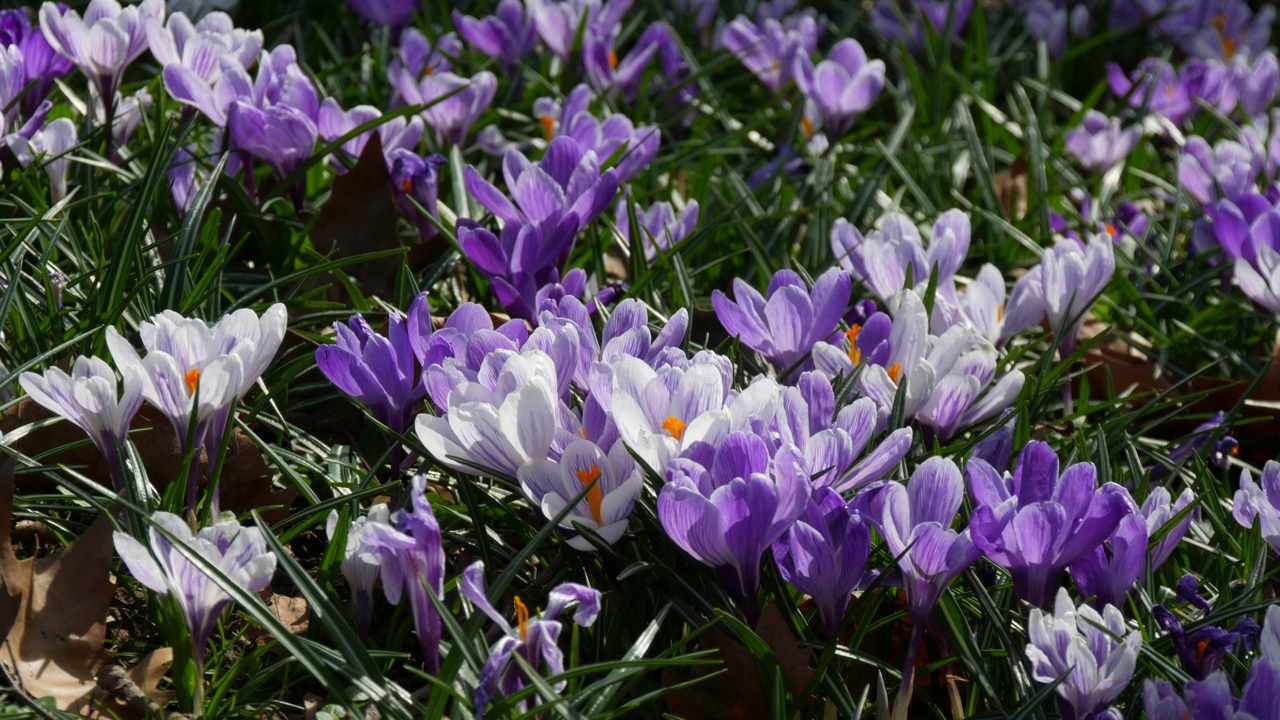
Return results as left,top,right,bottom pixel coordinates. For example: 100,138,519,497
892,622,925,720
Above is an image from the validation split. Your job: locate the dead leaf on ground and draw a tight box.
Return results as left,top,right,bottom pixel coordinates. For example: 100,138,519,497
1,401,296,523
661,603,813,720
247,592,309,653
93,647,174,718
0,458,116,712
308,132,404,301
994,154,1028,221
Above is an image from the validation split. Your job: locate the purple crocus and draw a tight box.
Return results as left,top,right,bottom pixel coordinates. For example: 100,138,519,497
453,0,537,68
398,70,497,146
659,433,809,622
316,294,429,447
615,196,699,264
1022,0,1089,58
0,9,73,117
1233,460,1280,553
1106,59,1198,126
968,441,1134,608
148,9,263,120
460,561,602,713
518,438,642,550
793,38,885,142
113,512,277,658
19,356,143,491
361,475,445,673
548,87,659,183
773,487,869,637
1005,235,1115,358
316,98,424,173
389,150,447,242
346,0,419,27
39,0,163,111
871,0,974,49
528,0,630,61
1025,588,1141,720
720,14,818,94
830,209,972,304
1179,137,1261,207
712,267,850,375
456,220,576,323
1235,245,1280,314
1154,605,1260,681
8,116,78,201
1064,111,1140,173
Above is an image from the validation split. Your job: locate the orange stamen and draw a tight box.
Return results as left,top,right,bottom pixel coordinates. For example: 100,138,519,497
514,596,529,641
540,114,555,141
422,65,435,77
575,465,605,526
1231,445,1240,457
997,305,1004,322
184,368,200,397
887,363,903,384
846,325,862,365
662,416,686,442
608,51,619,70
578,427,587,439
401,178,413,193
1214,12,1236,59
1104,223,1118,238
800,116,815,139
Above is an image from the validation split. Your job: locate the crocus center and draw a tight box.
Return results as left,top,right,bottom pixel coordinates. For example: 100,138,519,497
184,368,200,397
575,465,605,526
422,65,435,77
887,363,903,384
401,178,413,193
1104,222,1117,238
662,416,687,442
846,324,862,365
540,114,555,141
801,116,814,139
514,595,529,642
1193,637,1210,662
997,305,1004,322
608,51,619,70
1213,12,1236,59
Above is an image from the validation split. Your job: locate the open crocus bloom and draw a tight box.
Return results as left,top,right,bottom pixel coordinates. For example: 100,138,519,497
517,438,642,550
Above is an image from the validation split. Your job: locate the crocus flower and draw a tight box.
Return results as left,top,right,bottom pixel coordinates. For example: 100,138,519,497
316,295,429,448
228,102,319,181
1179,137,1261,207
871,0,974,49
113,512,277,653
1068,514,1146,610
325,503,394,635
19,357,143,491
0,9,73,117
148,8,263,118
830,209,971,305
1025,587,1141,720
399,70,497,146
541,89,659,183
1172,0,1274,61
870,457,980,627
453,0,537,68
347,0,418,27
793,38,885,142
9,116,77,201
773,487,870,637
460,561,602,713
615,196,699,264
39,0,163,108
1005,235,1115,357
659,433,809,621
583,27,661,98
773,372,913,493
106,305,287,514
316,99,424,173
1154,605,1260,681
720,14,818,94
517,438,642,550
968,441,1134,608
361,475,444,672
1022,0,1089,58
528,0,630,61
389,149,448,242
712,267,851,375
1064,111,1140,173
1232,460,1280,553
456,220,577,323
1106,59,1198,126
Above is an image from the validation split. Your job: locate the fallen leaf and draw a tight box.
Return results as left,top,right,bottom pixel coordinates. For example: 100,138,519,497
0,458,116,712
309,132,404,300
247,592,309,653
993,155,1028,221
93,647,174,718
661,603,813,720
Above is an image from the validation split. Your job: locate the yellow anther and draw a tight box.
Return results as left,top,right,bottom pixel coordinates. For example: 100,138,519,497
662,416,687,442
575,465,604,526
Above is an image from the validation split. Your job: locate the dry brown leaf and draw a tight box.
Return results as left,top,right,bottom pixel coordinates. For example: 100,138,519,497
309,132,403,300
661,604,813,720
0,458,116,712
247,592,309,653
92,647,174,718
994,155,1028,221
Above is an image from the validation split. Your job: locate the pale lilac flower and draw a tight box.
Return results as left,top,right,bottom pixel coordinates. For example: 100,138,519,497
325,503,393,634
19,356,143,491
316,98,425,173
1233,460,1280,553
361,475,445,672
773,487,869,637
148,8,263,116
871,0,974,49
720,14,818,94
461,561,602,713
396,70,496,145
1235,244,1280,314
347,0,419,27
528,0,630,61
968,441,1134,607
1006,235,1115,357
869,457,980,626
453,0,537,67
712,267,851,375
113,512,277,651
830,209,971,304
1064,111,1140,173
773,372,913,493
543,86,659,183
9,116,77,201
1106,59,1198,126
793,38,885,141
0,9,73,117
106,305,287,513
39,0,164,107
1179,137,1261,207
517,438,642,550
1025,588,1141,720
615,195,699,264
659,433,809,621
